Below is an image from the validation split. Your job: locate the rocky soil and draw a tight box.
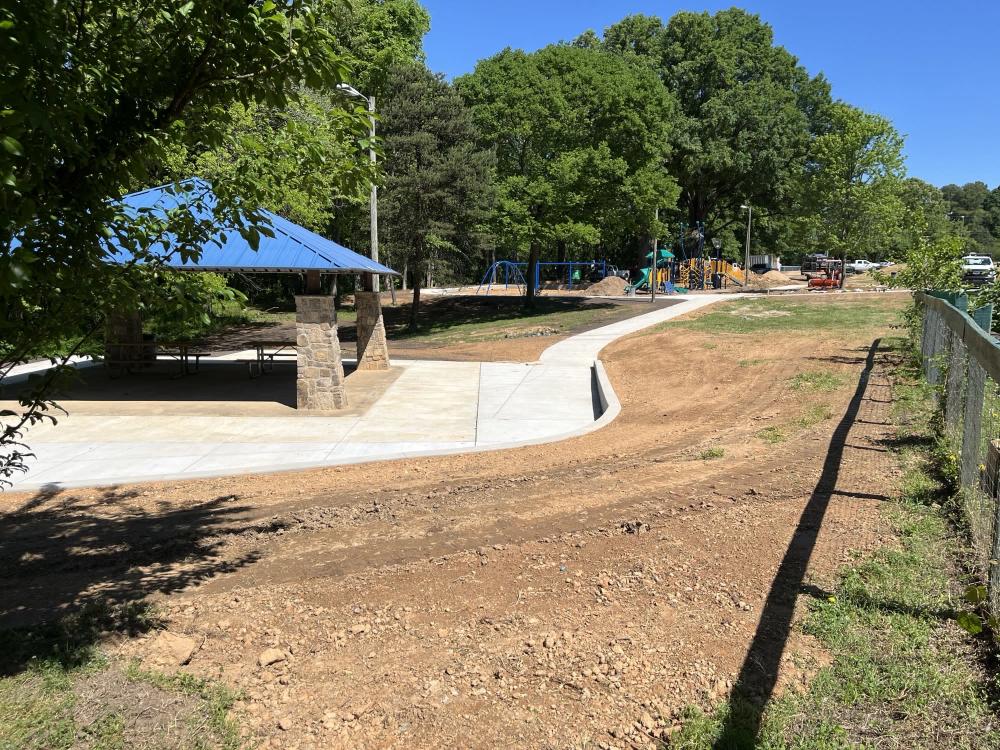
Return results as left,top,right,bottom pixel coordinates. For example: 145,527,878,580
1,294,907,749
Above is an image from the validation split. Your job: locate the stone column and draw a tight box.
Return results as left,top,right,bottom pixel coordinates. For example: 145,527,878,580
295,295,348,410
354,290,390,370
104,310,144,365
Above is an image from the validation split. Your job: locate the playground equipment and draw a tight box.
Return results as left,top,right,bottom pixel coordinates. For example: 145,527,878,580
477,260,528,295
628,248,675,293
627,246,745,294
477,259,609,295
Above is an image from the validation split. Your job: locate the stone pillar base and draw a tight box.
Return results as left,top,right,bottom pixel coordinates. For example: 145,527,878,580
354,291,390,371
295,295,348,410
104,310,144,365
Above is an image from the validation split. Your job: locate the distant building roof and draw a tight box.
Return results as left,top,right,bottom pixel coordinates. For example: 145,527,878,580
106,179,398,275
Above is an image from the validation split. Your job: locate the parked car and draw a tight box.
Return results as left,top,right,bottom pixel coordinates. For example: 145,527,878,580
961,255,996,286
847,259,877,274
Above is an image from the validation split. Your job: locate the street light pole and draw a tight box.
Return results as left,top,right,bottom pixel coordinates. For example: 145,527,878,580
651,207,658,303
366,94,379,294
740,204,752,283
337,84,381,295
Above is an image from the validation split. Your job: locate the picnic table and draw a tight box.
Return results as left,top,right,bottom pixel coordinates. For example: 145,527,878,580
242,340,297,378
103,339,212,378
158,340,212,377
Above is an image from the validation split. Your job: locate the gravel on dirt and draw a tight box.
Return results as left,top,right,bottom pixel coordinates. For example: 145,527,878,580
1,294,908,750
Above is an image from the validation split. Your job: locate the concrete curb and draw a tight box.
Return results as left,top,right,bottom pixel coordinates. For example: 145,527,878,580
8,295,722,490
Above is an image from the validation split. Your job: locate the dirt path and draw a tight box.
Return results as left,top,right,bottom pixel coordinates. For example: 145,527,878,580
0,295,907,749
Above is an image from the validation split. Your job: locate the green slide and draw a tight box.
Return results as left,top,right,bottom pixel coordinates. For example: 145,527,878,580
630,267,651,291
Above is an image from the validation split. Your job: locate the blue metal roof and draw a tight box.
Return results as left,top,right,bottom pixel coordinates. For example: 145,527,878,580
105,179,398,275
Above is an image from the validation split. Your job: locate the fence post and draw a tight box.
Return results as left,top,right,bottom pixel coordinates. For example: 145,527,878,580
944,328,967,438
973,304,994,334
961,359,987,487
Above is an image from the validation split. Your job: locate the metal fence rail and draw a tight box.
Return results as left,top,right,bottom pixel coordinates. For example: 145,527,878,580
918,292,1000,614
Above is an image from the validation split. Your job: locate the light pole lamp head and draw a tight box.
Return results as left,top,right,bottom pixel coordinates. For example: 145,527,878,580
740,204,749,210
711,238,722,250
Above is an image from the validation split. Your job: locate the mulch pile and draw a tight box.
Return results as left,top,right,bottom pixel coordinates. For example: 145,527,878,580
746,270,795,289
585,276,629,296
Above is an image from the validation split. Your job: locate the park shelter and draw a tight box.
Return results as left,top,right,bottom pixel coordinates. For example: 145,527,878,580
103,179,399,411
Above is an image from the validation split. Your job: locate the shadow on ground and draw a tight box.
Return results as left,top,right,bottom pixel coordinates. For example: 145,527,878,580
713,338,885,748
0,485,259,674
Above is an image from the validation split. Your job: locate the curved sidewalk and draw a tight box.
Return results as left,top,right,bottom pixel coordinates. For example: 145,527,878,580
6,294,733,491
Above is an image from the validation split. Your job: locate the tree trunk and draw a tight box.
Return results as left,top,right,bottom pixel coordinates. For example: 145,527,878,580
556,239,567,264
525,242,540,308
401,259,408,290
409,268,422,330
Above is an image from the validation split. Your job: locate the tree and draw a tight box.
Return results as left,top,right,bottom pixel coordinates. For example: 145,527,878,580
319,0,431,271
800,102,906,281
457,44,679,305
325,0,430,95
887,178,951,259
599,9,829,239
378,64,494,327
940,181,1000,255
165,92,375,233
0,1,367,484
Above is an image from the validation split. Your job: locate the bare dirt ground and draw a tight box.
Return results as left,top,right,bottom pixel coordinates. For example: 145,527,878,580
0,294,907,749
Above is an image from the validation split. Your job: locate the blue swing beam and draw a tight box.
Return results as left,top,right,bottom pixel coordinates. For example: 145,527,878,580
477,260,608,295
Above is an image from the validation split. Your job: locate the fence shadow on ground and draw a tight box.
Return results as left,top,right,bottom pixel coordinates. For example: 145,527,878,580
713,338,883,748
0,485,259,675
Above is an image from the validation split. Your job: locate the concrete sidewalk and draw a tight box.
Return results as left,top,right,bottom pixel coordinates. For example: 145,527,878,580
5,294,734,491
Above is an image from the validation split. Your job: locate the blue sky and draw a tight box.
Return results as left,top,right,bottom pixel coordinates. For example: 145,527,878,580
422,1,1000,189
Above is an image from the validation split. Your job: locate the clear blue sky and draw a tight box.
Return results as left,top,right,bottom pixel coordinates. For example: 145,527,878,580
422,1,999,189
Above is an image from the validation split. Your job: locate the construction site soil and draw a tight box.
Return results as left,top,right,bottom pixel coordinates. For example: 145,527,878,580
0,293,907,749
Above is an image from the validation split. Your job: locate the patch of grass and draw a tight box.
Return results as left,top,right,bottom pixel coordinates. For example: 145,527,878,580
669,336,1000,749
124,662,243,749
701,342,718,350
756,426,786,444
387,297,624,344
796,404,835,429
788,370,846,392
698,447,725,460
738,358,767,368
0,603,241,750
658,297,902,336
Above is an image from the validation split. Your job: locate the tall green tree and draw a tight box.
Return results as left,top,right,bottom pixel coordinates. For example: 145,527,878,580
940,181,1000,255
599,9,831,244
0,1,367,484
457,44,679,304
320,0,431,267
379,64,494,327
326,0,430,95
800,103,906,278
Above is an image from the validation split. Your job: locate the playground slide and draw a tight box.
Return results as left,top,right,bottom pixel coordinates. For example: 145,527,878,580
630,267,651,290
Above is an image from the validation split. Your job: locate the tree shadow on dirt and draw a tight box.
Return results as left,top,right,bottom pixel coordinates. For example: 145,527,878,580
0,485,259,675
713,338,884,748
381,296,621,340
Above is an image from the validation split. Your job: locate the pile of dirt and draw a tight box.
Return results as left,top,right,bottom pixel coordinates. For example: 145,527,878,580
586,275,629,296
746,270,795,289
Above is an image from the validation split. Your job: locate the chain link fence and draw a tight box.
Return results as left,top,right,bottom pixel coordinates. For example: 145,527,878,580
919,292,1000,615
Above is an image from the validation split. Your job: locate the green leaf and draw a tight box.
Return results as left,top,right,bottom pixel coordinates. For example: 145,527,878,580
956,611,983,635
1,135,23,156
963,584,988,605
